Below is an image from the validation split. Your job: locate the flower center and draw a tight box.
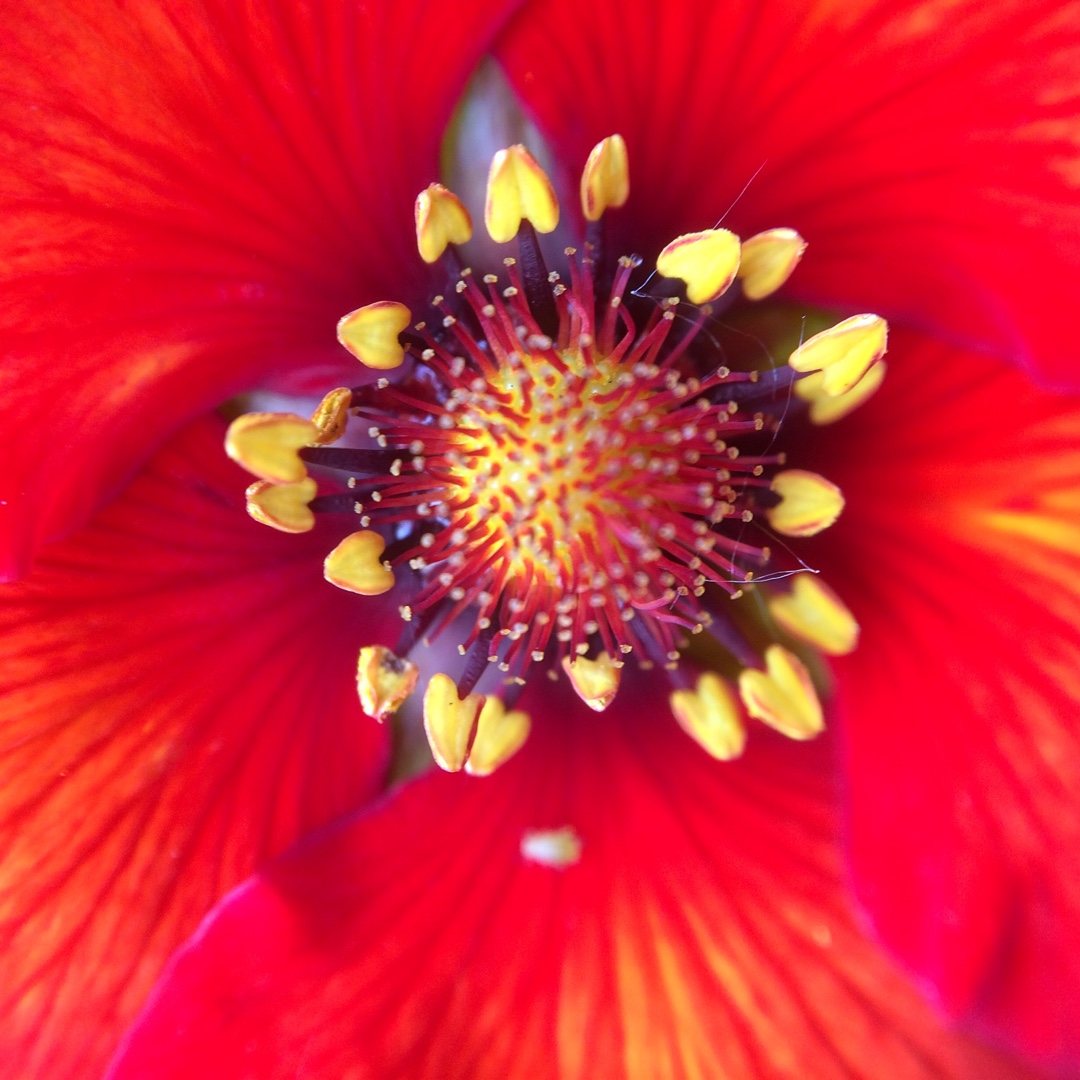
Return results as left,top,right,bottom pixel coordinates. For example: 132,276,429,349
226,136,889,776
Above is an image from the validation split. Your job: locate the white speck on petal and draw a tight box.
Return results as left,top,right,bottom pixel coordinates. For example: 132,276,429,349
520,826,583,868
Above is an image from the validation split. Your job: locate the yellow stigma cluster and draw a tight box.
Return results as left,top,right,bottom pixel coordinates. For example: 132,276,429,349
438,349,625,586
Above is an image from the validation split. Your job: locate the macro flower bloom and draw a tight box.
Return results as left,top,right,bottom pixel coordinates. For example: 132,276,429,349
2,1,1080,1078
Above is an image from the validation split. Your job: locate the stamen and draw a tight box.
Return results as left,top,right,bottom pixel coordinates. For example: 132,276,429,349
356,645,419,720
422,672,484,772
768,574,859,656
737,228,807,300
245,478,317,533
795,360,887,425
670,672,746,760
225,412,317,483
484,144,560,244
738,645,824,740
299,446,409,474
580,134,630,222
456,622,498,698
309,387,353,445
337,301,412,369
720,365,798,406
415,183,473,264
324,530,396,595
765,470,845,537
225,132,888,772
561,652,622,712
514,222,559,338
656,229,741,304
464,697,531,776
788,313,888,396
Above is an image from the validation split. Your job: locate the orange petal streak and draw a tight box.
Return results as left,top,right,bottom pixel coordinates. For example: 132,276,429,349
108,687,1042,1080
817,329,1080,1067
0,419,392,1078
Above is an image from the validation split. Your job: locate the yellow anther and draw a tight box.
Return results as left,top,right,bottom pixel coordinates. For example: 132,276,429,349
766,469,845,537
323,530,395,595
738,645,824,740
580,134,629,222
310,387,352,445
737,228,807,301
561,651,621,712
656,229,741,305
464,697,531,776
415,183,473,264
795,360,887,425
244,478,317,533
225,412,317,484
422,672,484,772
788,313,888,397
336,301,412,370
768,575,859,656
669,672,746,761
520,827,583,868
355,645,419,721
484,144,560,244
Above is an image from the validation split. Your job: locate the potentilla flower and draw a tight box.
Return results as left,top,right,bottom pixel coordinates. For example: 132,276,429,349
2,1,1080,1078
223,135,881,771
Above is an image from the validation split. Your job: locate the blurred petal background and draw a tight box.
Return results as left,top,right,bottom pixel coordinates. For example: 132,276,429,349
1,1,1079,1076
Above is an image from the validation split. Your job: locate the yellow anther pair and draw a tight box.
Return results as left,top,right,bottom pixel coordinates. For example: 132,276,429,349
226,388,354,534
670,640,824,759
415,141,563,260
789,313,888,397
656,226,806,306
487,133,632,242
355,648,530,774
423,673,531,776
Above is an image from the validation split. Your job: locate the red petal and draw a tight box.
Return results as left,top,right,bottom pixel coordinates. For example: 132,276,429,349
496,0,1080,385
108,695,1040,1079
0,418,395,1078
0,0,519,577
810,330,1080,1068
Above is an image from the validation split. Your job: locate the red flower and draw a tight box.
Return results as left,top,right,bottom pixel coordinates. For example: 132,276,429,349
2,1,1079,1077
